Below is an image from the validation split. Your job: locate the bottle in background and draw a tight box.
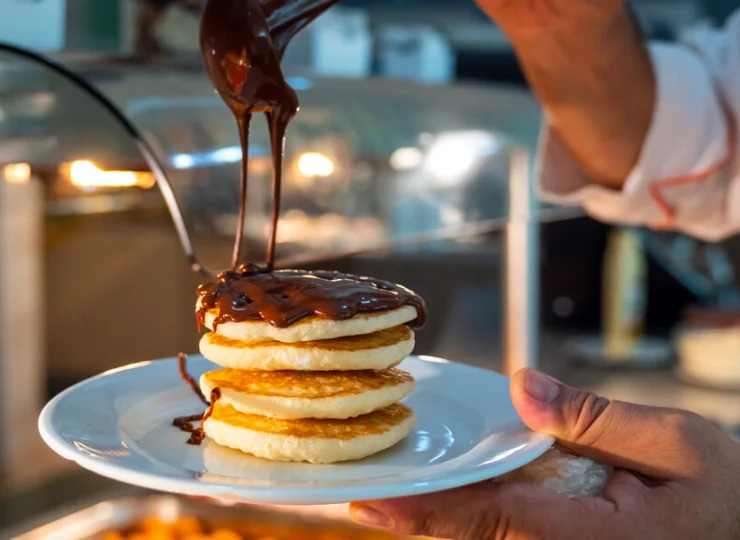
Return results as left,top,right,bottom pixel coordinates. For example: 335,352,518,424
602,227,647,361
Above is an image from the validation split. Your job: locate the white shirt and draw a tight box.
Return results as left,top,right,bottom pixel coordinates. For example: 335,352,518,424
538,10,740,242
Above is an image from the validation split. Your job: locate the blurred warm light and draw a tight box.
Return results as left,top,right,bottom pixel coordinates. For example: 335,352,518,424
68,160,156,189
137,173,157,189
3,163,31,185
423,130,502,186
389,147,423,171
297,152,334,177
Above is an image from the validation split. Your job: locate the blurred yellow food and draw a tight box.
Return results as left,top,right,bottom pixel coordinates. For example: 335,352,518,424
138,517,172,533
107,515,391,540
173,516,205,536
209,529,243,540
148,533,173,540
127,533,157,540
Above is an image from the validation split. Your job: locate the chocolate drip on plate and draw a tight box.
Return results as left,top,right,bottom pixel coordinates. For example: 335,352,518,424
173,353,221,446
173,386,222,446
177,352,208,405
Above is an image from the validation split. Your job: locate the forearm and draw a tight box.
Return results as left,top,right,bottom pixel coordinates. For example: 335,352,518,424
507,8,655,190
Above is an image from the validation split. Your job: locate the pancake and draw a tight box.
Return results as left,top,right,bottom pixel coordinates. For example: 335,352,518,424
199,303,417,343
203,401,415,463
200,367,414,419
199,325,414,371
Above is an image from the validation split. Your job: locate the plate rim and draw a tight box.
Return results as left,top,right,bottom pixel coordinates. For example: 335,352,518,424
39,355,554,505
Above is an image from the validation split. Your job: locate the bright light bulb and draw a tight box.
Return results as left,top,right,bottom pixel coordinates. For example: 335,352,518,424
68,160,154,189
3,163,31,185
423,131,502,187
297,152,334,177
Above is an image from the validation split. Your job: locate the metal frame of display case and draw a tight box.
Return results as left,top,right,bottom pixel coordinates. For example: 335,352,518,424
504,147,537,375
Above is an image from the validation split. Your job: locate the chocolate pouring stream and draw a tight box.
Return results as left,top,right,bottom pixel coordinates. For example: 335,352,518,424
200,0,340,270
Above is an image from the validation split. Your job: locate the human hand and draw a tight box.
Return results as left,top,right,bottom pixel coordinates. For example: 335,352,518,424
475,0,628,39
349,369,740,539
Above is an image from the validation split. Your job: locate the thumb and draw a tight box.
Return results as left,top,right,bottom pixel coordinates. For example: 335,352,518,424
510,368,709,479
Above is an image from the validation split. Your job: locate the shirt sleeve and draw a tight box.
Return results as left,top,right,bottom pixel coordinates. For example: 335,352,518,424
536,21,740,242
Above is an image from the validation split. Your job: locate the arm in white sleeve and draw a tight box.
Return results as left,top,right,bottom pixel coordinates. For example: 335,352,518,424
538,13,740,242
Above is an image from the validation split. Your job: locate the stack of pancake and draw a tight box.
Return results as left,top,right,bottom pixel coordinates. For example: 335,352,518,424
197,302,420,463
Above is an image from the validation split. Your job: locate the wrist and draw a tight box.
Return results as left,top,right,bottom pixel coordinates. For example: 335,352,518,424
505,7,639,64
508,7,649,113
507,6,655,189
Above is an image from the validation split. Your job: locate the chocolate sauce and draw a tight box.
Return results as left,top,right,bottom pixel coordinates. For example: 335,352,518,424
177,352,208,405
197,265,427,329
173,386,222,446
200,0,338,270
173,353,219,445
196,388,222,440
172,414,202,433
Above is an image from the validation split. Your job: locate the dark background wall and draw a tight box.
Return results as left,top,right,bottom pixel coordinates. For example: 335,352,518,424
704,0,738,23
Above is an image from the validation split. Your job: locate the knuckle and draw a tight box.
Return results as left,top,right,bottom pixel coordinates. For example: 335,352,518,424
663,409,709,441
566,390,612,445
661,409,714,475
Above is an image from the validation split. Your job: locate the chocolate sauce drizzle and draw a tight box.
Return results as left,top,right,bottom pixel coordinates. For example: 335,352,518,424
197,265,427,330
195,388,221,444
173,353,221,445
172,414,203,434
177,352,208,405
173,389,221,446
200,0,339,271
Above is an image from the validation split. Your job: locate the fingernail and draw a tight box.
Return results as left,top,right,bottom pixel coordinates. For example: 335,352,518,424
352,505,393,529
523,370,561,402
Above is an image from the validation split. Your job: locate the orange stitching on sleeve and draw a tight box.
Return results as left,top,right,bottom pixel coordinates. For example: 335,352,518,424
647,46,737,229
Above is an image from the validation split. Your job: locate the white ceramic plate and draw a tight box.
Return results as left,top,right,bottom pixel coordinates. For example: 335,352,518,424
39,355,553,505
